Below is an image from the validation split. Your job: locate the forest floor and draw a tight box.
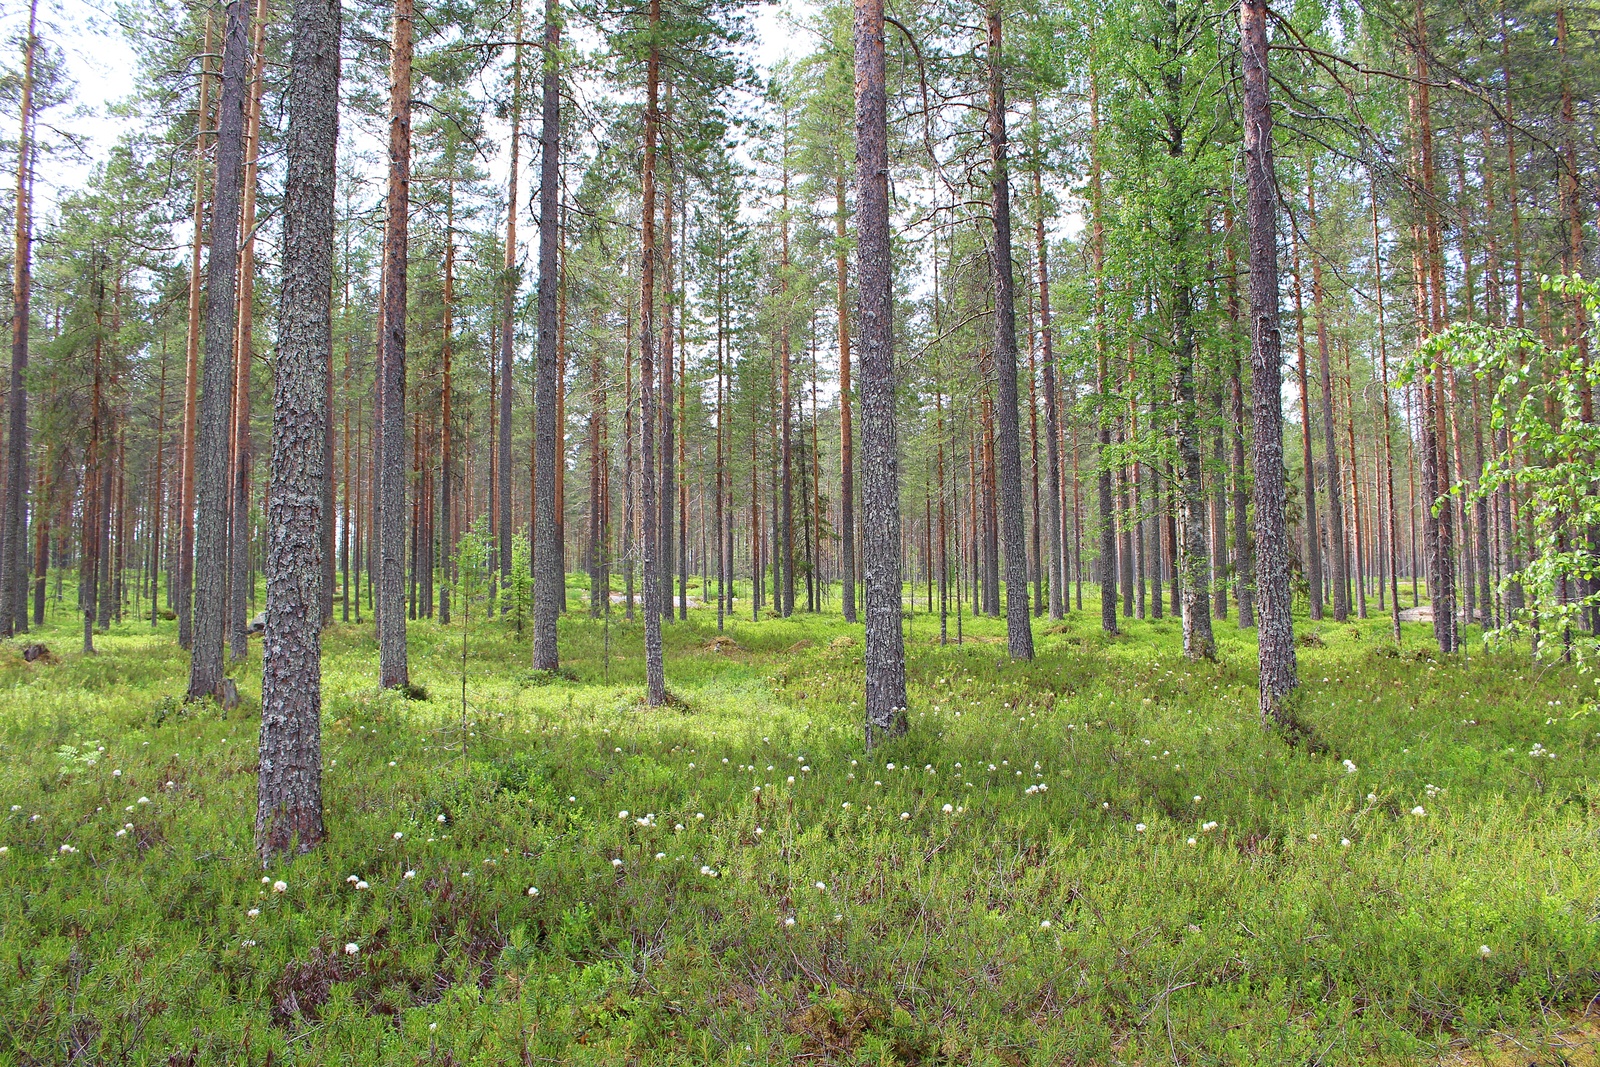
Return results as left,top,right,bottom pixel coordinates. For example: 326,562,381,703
3,585,1600,1065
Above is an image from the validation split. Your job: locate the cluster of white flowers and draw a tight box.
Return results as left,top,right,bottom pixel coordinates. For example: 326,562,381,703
1200,821,1218,833
1529,742,1556,760
1023,783,1048,795
1342,759,1358,774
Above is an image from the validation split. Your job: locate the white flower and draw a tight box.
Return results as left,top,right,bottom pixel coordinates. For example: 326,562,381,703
1478,944,1492,958
344,943,360,956
272,880,288,893
137,797,150,805
1135,824,1146,833
355,880,369,891
404,870,416,879
429,1022,439,1032
1411,806,1426,817
612,858,624,868
1186,837,1197,846
1342,759,1358,774
247,908,260,918
1039,919,1051,929
58,843,77,854
0,846,7,854
618,810,629,820
786,776,795,784
899,812,910,821
1340,838,1351,848
115,828,127,837
783,916,795,927
841,802,851,810
754,827,764,836
347,875,360,883
941,804,953,814
695,812,705,820
815,881,826,891
393,832,403,840
112,770,121,777
436,814,447,823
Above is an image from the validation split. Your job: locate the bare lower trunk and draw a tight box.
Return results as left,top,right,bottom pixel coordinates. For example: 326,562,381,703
1240,0,1297,722
987,1,1032,660
532,0,561,671
639,0,665,704
188,0,250,701
836,175,856,623
376,0,412,689
257,0,336,859
855,0,906,740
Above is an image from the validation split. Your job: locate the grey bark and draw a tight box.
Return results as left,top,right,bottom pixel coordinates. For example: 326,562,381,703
639,0,665,703
987,1,1033,660
854,0,906,741
1240,0,1298,722
532,0,561,671
257,0,337,860
188,0,249,701
376,0,412,689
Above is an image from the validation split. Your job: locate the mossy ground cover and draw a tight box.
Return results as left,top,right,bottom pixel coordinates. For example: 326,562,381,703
3,584,1600,1064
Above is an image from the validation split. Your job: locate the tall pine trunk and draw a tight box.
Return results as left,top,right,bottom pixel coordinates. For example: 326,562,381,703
639,0,665,703
1240,0,1298,723
532,0,561,671
836,174,856,623
188,0,249,701
0,0,36,636
179,15,214,651
229,0,269,660
376,0,412,689
499,0,521,602
258,0,337,859
986,0,1032,660
1307,162,1348,620
854,0,906,741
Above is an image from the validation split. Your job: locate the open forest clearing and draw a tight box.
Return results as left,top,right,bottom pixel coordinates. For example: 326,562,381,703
5,591,1600,1064
0,0,1597,1057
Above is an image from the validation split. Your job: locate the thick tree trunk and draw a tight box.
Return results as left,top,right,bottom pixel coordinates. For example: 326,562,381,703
854,0,906,741
376,0,412,689
258,0,336,859
188,0,249,701
1240,0,1298,723
0,0,36,636
986,1,1032,660
532,0,561,671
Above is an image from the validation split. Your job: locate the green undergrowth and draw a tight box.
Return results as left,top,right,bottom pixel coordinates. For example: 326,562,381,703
2,587,1599,1064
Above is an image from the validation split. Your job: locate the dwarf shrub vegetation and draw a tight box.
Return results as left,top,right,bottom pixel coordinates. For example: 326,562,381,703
2,585,1598,1064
